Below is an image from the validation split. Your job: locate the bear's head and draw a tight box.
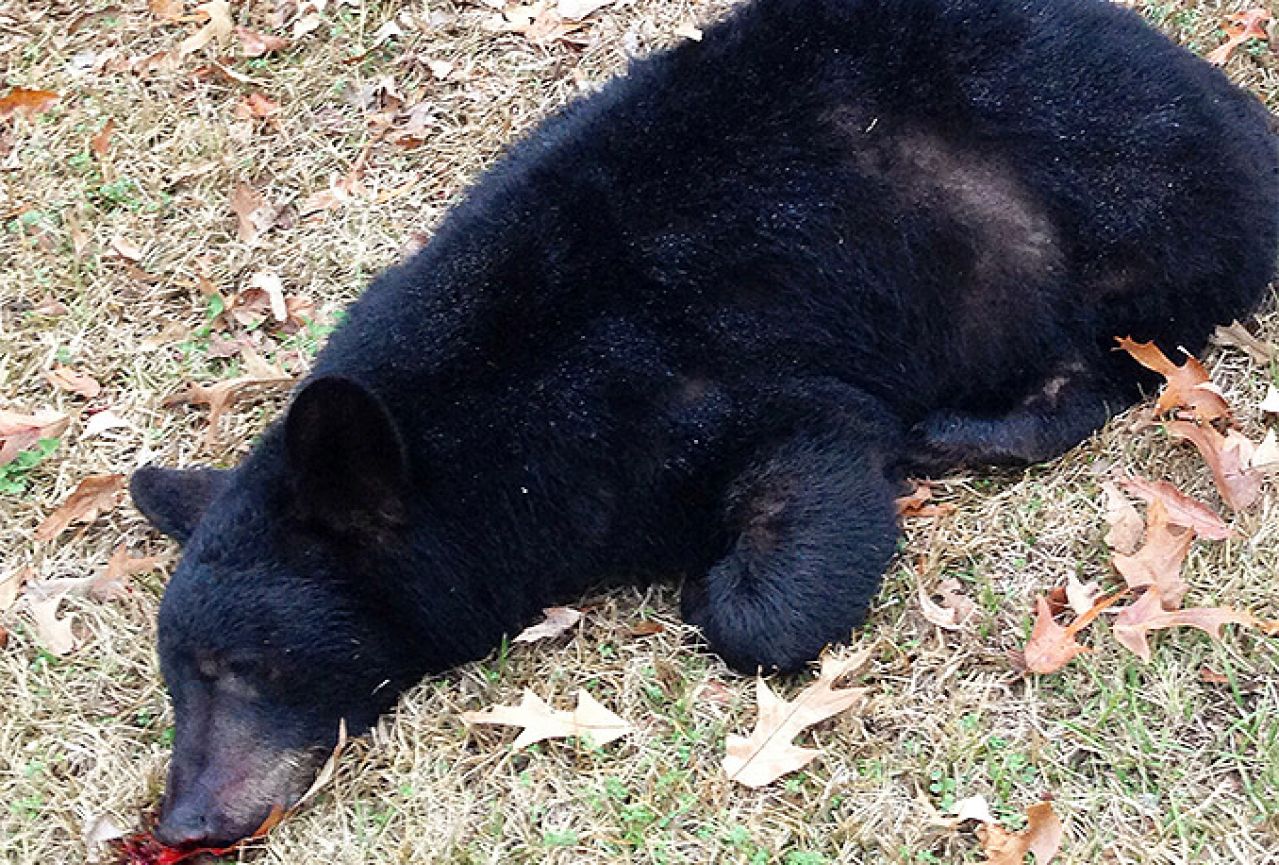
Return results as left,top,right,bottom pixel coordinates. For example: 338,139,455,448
132,377,433,847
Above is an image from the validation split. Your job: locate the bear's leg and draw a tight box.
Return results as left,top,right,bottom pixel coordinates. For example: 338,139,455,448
681,426,900,673
906,365,1133,473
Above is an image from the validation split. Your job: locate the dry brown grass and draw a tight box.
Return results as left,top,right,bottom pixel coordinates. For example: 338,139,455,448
2,1,1277,863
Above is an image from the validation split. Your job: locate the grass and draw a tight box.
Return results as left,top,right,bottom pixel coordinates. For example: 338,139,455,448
2,0,1278,863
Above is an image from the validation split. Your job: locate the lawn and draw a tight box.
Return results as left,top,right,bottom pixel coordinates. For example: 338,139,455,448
1,1,1277,863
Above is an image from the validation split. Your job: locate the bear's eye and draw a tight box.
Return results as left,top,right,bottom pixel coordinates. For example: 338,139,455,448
194,654,221,682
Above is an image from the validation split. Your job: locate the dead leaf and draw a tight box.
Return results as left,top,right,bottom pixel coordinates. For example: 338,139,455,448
110,234,143,262
33,294,70,316
1100,480,1143,554
979,801,1063,865
0,409,69,466
942,793,998,827
0,566,33,615
1252,429,1279,472
724,651,869,787
1111,498,1194,608
1206,8,1272,65
27,595,76,655
35,474,127,542
90,118,115,158
179,0,234,56
1260,385,1279,415
1166,421,1263,511
81,410,131,440
1115,337,1232,425
148,0,184,21
294,718,348,808
298,169,368,216
1022,592,1122,674
1117,476,1233,540
236,91,281,120
512,606,582,643
1064,573,1101,617
230,182,277,244
462,689,632,749
84,813,127,863
557,0,613,21
44,365,103,399
1112,586,1257,663
918,579,975,631
92,545,164,602
235,26,290,57
1212,321,1274,365
895,480,955,519
629,619,665,637
165,375,294,448
0,88,59,119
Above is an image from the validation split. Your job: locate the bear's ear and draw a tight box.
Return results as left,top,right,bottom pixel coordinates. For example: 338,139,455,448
284,376,408,539
130,466,231,543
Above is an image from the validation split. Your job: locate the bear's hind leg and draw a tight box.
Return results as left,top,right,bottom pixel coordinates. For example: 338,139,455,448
906,362,1135,474
681,425,900,673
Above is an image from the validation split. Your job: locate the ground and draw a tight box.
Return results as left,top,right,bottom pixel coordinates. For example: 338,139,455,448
1,1,1277,863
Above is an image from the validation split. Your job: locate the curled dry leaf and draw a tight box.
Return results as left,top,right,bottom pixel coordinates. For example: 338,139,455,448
724,651,869,787
1100,480,1143,554
230,182,278,245
0,87,59,118
918,579,976,631
90,118,115,158
44,365,103,399
35,474,127,542
1260,385,1279,415
1252,429,1279,472
1117,476,1232,540
178,0,234,56
0,408,69,466
163,359,294,448
236,91,281,121
1212,321,1274,365
462,689,632,749
1165,421,1263,511
81,410,131,440
1064,573,1101,617
979,801,1063,865
1021,592,1122,675
92,545,165,602
558,0,614,21
1115,337,1232,425
1112,586,1258,663
895,480,955,519
1110,498,1194,609
629,619,665,637
512,606,582,643
1205,8,1272,65
27,595,76,655
0,566,34,615
235,26,290,57
942,793,998,827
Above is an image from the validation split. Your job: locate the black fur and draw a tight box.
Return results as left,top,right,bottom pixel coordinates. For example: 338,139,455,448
132,0,1278,845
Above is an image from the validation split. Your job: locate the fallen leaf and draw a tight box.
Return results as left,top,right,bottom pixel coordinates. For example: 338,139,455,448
895,480,955,519
0,87,59,119
724,651,869,787
44,365,103,399
0,625,7,650
1100,480,1143,554
513,606,582,643
1166,421,1263,511
35,474,127,542
164,361,294,448
1112,586,1257,663
90,118,115,158
1111,498,1194,608
0,566,33,614
1115,337,1232,425
1199,666,1230,685
1260,385,1279,415
33,294,70,316
92,544,165,601
1206,8,1272,65
1117,476,1233,540
148,0,184,21
942,793,997,827
229,182,276,244
629,619,665,637
235,26,290,57
557,0,613,21
462,689,632,749
918,579,976,631
84,812,127,864
110,234,144,262
0,409,69,466
1252,428,1279,472
294,718,347,808
1022,592,1122,675
1064,574,1101,617
27,595,76,655
979,801,1063,865
1212,321,1274,365
81,410,131,440
178,0,234,56
235,91,281,120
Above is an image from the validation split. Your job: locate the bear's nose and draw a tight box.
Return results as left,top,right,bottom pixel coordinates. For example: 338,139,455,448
154,801,213,847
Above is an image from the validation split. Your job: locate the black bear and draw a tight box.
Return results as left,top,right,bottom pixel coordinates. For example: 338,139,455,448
130,0,1278,847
